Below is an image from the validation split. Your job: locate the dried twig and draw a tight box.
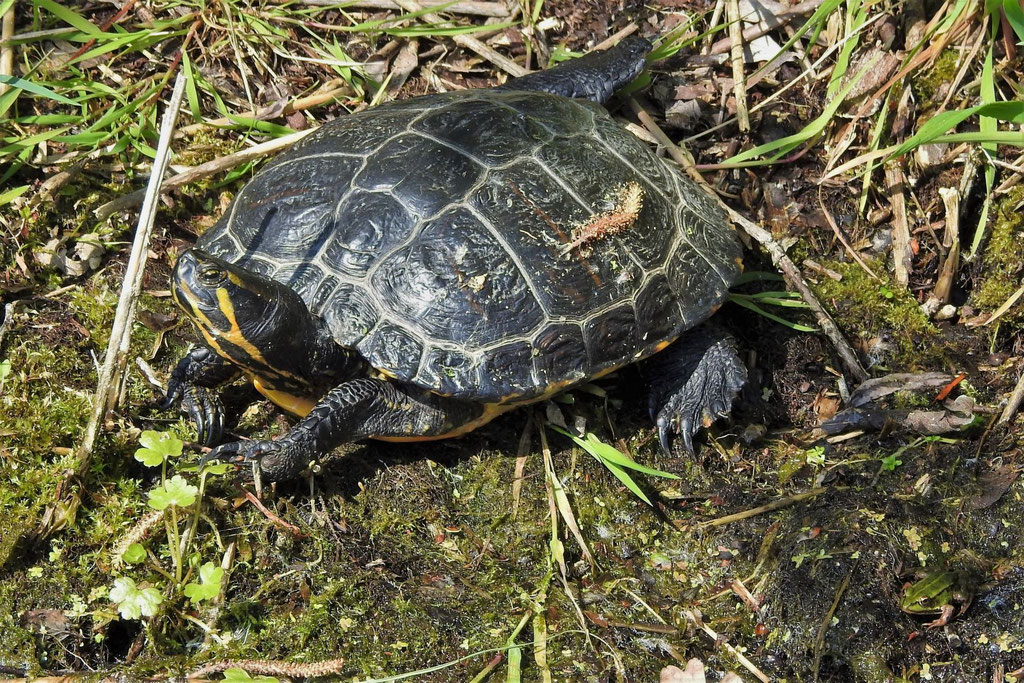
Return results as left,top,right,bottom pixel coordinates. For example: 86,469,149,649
592,23,638,52
95,128,316,219
811,560,857,682
726,0,750,133
32,73,188,543
998,368,1024,425
699,487,826,528
733,209,869,382
885,162,912,288
177,81,353,136
707,0,828,54
684,609,770,682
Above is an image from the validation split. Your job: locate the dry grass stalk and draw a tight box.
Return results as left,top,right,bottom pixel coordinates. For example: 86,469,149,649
726,0,750,132
177,80,353,136
110,509,165,567
932,187,961,305
885,162,912,288
0,2,13,96
684,609,770,682
699,487,826,528
33,73,189,543
95,128,317,219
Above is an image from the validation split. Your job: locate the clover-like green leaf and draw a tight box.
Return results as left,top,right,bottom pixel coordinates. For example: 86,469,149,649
109,577,163,620
121,543,146,564
183,562,224,605
135,430,183,467
147,475,198,510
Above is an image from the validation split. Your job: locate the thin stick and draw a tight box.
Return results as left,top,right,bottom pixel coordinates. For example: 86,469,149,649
512,414,533,517
998,368,1024,425
0,2,13,96
885,162,912,288
726,0,750,133
177,81,353,136
699,487,826,528
301,0,511,15
811,561,857,682
592,23,638,52
684,610,770,682
32,73,188,542
94,128,316,219
728,209,869,382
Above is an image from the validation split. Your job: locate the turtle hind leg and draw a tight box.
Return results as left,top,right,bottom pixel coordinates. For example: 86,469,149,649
642,326,747,453
498,36,652,104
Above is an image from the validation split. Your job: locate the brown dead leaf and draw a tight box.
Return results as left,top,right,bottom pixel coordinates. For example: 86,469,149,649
969,465,1020,509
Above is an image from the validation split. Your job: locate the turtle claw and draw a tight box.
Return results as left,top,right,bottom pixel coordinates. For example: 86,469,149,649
202,438,315,482
180,384,225,446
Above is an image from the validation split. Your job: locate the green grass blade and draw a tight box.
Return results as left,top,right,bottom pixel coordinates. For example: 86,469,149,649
0,184,29,206
0,75,76,104
602,460,653,505
34,0,103,35
721,55,881,166
729,294,818,332
826,0,867,100
549,425,680,478
884,101,1024,161
1004,0,1024,44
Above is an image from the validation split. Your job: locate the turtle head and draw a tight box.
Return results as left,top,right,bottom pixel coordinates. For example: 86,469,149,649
171,249,340,392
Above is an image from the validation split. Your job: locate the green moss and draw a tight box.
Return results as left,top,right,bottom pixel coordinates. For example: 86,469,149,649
810,259,945,370
910,49,960,110
972,186,1024,321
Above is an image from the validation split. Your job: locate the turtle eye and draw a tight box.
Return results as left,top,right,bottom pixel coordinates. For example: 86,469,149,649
198,266,226,287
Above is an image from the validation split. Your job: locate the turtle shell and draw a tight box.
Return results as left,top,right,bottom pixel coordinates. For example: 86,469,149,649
197,89,743,403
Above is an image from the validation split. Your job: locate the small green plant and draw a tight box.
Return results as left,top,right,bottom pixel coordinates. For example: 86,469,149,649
730,273,816,332
183,562,224,606
109,577,163,620
121,543,147,564
791,548,833,569
805,445,826,467
880,452,902,471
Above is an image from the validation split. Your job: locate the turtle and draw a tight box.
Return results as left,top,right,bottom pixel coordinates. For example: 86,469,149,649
163,36,747,481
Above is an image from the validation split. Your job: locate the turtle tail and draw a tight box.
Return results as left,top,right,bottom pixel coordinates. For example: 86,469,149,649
497,36,652,104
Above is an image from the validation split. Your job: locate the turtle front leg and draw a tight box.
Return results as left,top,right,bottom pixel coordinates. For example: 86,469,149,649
162,346,241,445
643,325,747,453
204,378,485,481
